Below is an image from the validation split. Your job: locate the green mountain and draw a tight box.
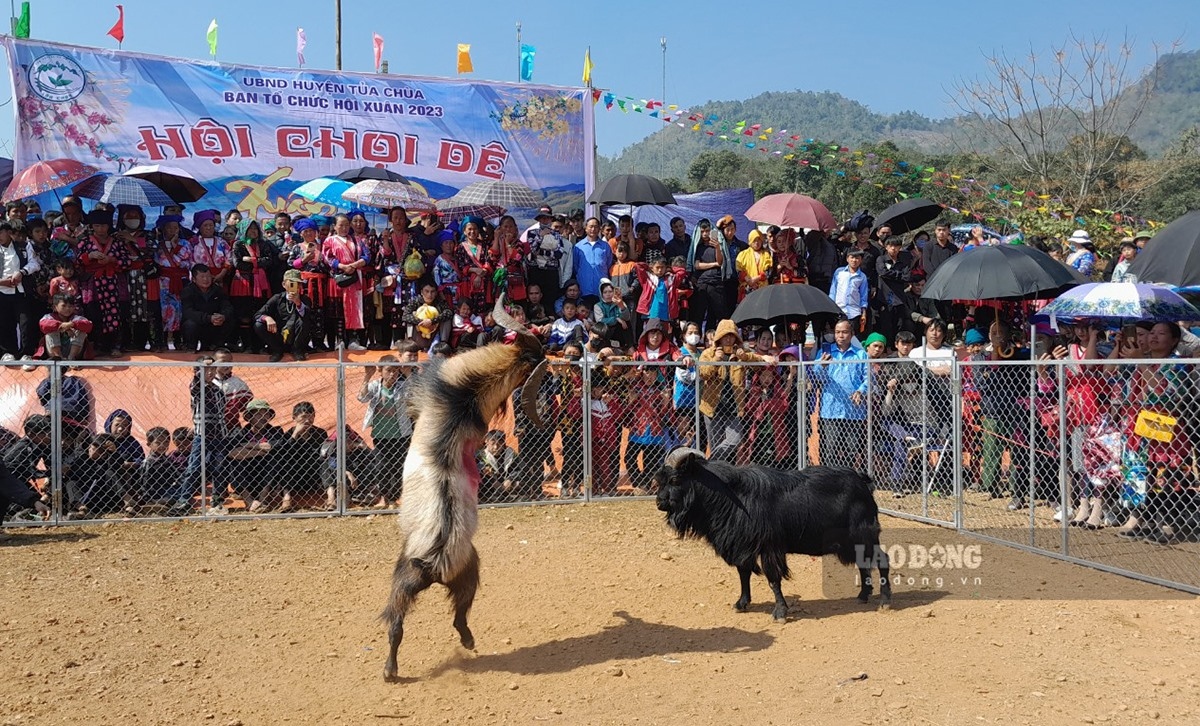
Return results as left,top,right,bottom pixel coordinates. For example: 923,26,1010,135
598,90,955,182
599,50,1200,183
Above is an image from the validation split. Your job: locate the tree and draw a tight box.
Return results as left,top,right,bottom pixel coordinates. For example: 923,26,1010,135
1138,126,1200,220
950,33,1169,217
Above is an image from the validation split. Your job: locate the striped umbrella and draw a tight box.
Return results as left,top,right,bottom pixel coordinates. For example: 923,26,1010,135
73,174,174,207
450,180,540,209
2,159,99,202
434,200,506,223
342,180,435,213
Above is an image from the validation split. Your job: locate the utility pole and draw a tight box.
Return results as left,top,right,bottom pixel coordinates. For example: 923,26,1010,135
660,36,667,178
334,0,342,70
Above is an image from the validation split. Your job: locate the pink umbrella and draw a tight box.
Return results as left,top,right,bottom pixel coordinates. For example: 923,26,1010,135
2,158,99,202
745,193,836,231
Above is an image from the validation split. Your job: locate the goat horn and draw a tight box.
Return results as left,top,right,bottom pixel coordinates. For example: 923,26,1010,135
521,358,551,428
491,293,537,343
665,447,707,468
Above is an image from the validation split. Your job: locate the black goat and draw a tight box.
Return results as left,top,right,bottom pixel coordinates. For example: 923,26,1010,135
654,448,891,621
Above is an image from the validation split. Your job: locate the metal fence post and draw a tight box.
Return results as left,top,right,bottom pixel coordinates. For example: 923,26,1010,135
581,358,592,502
1027,362,1037,545
198,360,208,516
921,358,930,519
797,359,807,468
336,360,348,514
1058,361,1069,556
865,362,874,480
50,362,63,525
694,360,703,456
951,358,963,529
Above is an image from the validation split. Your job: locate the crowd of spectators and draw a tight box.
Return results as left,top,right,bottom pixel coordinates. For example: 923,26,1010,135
2,198,1197,548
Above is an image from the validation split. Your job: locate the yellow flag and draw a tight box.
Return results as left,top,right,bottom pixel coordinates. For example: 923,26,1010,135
582,48,594,86
457,43,473,74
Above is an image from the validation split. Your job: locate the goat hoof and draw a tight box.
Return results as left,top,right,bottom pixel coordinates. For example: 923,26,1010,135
733,599,749,612
772,608,788,623
383,666,399,683
459,633,476,651
857,590,872,604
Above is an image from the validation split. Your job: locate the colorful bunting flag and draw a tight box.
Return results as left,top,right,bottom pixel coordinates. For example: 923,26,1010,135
13,1,29,39
206,18,218,58
457,43,473,74
520,44,535,82
373,33,384,72
107,5,125,45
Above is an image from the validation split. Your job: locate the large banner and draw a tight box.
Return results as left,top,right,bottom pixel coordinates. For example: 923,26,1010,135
3,37,592,220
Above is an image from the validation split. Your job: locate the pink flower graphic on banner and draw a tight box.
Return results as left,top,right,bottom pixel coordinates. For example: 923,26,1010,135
17,65,129,168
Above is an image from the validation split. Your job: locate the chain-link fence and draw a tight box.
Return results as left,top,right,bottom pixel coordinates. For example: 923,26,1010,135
4,353,1198,594
950,357,1200,593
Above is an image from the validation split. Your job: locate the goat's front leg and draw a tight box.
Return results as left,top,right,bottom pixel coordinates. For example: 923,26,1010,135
766,578,789,622
734,564,753,612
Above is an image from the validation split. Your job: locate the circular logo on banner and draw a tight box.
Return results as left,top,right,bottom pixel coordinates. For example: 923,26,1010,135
28,53,87,103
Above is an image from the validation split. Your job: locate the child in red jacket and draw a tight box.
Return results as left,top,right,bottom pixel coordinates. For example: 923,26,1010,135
624,364,673,492
588,372,624,495
634,252,688,324
39,294,93,361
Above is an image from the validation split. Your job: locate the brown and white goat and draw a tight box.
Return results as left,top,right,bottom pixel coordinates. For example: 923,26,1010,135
382,295,549,681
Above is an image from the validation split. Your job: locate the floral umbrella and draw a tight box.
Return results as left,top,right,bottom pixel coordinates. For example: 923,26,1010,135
2,158,99,202
1031,282,1200,325
341,179,435,213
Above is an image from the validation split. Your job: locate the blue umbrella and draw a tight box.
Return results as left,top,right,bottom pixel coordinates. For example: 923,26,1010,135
1032,282,1200,325
73,174,174,207
292,177,353,207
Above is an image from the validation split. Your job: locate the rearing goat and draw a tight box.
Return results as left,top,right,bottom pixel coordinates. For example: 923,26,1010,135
382,295,549,681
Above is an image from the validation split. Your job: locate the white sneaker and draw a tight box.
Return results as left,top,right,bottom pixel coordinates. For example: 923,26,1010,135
1052,506,1073,522
20,355,35,372
347,342,367,352
0,353,14,362
167,340,176,351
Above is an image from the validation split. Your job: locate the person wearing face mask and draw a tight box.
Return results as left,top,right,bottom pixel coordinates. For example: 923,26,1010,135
115,205,158,351
674,321,704,420
697,319,775,462
76,208,131,357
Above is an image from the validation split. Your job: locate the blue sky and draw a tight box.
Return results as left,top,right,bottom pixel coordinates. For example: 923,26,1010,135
2,0,1199,159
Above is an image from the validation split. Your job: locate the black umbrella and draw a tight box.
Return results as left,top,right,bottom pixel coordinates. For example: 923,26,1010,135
732,284,843,327
336,166,411,184
587,173,677,206
1126,210,1200,287
921,244,1086,301
123,165,208,203
874,198,943,235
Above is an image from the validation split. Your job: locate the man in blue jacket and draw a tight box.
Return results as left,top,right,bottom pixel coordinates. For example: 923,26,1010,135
811,318,869,470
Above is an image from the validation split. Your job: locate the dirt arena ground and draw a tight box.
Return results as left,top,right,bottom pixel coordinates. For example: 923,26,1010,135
2,501,1199,726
